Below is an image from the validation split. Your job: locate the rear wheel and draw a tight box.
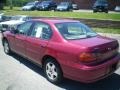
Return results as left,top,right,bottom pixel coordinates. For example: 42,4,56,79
50,7,55,11
105,10,108,13
93,10,97,13
44,58,63,84
69,8,73,12
3,40,12,54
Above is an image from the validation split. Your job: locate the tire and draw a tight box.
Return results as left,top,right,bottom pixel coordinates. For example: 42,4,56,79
69,9,73,12
3,40,12,55
93,10,97,13
105,11,108,13
43,58,63,84
37,9,40,11
50,7,54,11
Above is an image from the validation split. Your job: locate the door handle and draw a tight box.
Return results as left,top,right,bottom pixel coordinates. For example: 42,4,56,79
40,45,45,48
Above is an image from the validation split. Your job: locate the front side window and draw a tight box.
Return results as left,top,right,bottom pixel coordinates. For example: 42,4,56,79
30,22,52,40
17,21,33,35
55,22,97,40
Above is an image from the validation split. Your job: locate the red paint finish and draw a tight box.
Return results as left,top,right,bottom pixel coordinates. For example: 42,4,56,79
2,19,120,83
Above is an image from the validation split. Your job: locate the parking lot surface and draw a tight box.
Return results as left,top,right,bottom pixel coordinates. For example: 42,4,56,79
0,33,120,90
73,9,119,14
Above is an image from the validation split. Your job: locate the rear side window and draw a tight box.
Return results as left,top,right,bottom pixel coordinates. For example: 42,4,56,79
30,22,52,40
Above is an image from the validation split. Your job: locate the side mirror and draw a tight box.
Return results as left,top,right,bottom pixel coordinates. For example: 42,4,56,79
19,29,25,35
0,25,4,33
11,28,19,34
0,29,4,33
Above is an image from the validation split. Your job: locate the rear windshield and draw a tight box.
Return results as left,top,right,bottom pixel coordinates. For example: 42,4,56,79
55,22,97,40
95,0,108,4
60,2,69,5
26,2,35,6
41,1,50,5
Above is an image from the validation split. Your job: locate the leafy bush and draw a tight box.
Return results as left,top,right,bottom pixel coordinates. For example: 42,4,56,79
6,0,36,7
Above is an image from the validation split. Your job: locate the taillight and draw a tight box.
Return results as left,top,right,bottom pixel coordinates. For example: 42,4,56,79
79,53,97,63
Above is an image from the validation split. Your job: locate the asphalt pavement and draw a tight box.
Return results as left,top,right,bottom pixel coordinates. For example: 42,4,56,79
73,9,120,14
0,33,120,90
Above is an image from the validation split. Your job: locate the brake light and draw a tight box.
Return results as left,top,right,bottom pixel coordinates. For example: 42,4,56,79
79,53,97,63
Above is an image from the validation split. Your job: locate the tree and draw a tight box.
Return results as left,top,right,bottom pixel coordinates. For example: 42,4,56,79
10,0,13,9
6,0,36,7
0,0,6,10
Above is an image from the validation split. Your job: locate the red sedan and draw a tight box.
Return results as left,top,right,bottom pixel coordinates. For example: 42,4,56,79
1,19,120,84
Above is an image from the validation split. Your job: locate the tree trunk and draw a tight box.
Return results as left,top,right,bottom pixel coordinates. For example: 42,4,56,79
0,3,4,10
10,0,13,10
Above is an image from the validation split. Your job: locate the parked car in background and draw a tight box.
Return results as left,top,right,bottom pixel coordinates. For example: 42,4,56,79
93,0,108,13
0,13,11,22
115,6,120,12
11,15,31,21
72,4,79,10
0,20,24,32
2,16,11,22
1,19,120,84
36,1,57,11
22,1,40,11
0,15,30,32
56,2,73,11
0,13,4,22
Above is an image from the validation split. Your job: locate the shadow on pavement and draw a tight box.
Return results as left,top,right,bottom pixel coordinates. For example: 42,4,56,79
10,53,44,76
10,53,120,90
59,74,120,90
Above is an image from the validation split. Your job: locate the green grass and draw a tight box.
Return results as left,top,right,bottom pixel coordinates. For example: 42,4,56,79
1,7,120,34
1,7,120,21
93,28,120,34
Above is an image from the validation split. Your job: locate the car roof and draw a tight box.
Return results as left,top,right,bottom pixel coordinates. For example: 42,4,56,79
32,18,79,24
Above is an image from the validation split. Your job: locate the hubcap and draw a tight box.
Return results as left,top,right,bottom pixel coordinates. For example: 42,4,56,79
46,62,58,80
4,41,9,53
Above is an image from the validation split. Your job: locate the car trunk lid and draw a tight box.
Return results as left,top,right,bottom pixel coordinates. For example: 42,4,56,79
68,35,119,65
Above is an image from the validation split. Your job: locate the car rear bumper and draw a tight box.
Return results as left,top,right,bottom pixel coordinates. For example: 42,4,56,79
37,7,49,10
56,8,69,11
62,54,120,83
93,8,108,12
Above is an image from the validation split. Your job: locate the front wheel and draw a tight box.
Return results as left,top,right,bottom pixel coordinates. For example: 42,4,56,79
69,9,73,12
44,58,63,84
105,10,108,13
93,10,97,13
3,40,12,54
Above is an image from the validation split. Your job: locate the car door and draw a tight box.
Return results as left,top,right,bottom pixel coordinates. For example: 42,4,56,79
6,29,17,52
14,21,33,57
26,21,52,64
5,23,24,52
